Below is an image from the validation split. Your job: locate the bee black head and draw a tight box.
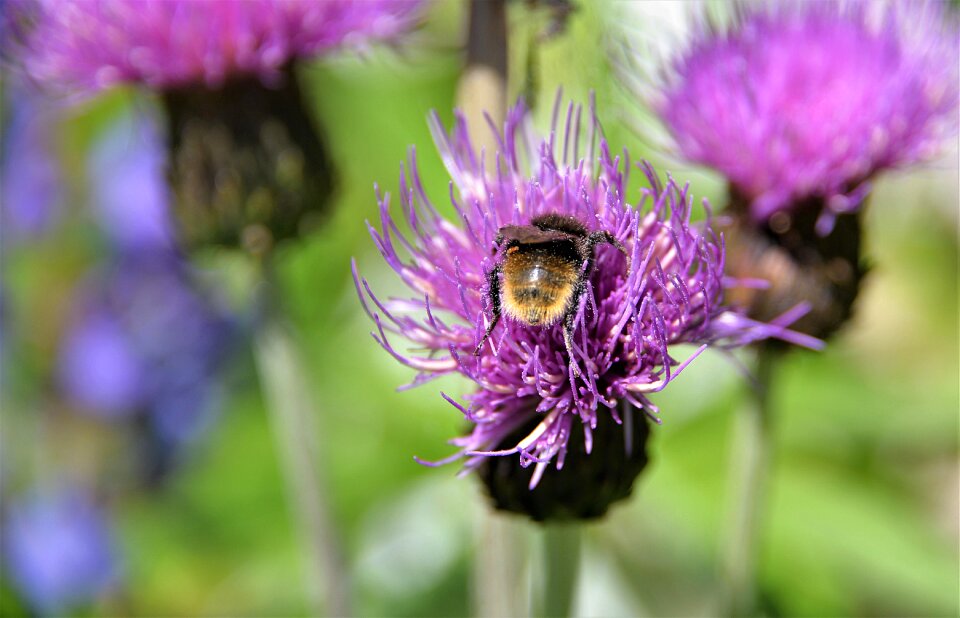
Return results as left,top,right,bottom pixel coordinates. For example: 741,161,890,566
530,213,589,237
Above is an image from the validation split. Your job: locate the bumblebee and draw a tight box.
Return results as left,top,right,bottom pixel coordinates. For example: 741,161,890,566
474,213,629,372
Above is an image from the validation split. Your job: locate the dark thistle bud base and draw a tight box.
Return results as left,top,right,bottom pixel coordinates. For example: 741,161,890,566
162,64,334,255
723,188,868,341
478,408,650,522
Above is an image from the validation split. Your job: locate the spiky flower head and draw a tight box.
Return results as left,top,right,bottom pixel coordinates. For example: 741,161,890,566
647,1,959,230
7,0,423,251
355,98,817,519
10,0,423,92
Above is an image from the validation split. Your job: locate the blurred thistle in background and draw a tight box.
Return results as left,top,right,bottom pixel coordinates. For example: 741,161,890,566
2,488,121,617
356,98,819,522
9,0,424,253
617,2,960,614
626,0,959,338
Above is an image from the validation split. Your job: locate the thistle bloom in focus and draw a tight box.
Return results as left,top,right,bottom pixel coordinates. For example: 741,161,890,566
355,99,818,520
629,1,959,338
8,0,424,252
2,488,120,616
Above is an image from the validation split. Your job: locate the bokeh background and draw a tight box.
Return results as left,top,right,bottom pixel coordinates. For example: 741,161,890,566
1,2,957,616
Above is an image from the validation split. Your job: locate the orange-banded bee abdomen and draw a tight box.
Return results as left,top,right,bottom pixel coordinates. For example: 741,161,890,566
501,241,580,326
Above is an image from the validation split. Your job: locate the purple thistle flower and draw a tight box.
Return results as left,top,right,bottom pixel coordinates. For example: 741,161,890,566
2,487,121,616
6,0,423,251
11,0,423,92
648,1,959,230
355,98,818,501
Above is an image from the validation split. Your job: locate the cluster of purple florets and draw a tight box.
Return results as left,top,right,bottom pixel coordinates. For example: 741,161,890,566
10,0,423,91
652,1,958,229
356,100,818,485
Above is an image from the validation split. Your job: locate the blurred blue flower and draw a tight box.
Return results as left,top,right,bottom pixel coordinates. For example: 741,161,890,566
87,111,174,250
59,254,236,449
2,488,121,616
58,114,238,450
58,309,142,418
0,83,63,242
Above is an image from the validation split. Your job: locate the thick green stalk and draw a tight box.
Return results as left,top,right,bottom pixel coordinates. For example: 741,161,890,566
719,344,781,617
474,513,531,618
253,271,350,617
458,3,515,618
541,524,582,618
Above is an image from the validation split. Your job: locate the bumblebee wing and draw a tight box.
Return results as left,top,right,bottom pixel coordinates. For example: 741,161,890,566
499,225,571,245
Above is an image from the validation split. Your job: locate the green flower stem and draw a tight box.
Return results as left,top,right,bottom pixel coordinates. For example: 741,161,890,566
719,343,781,617
474,513,531,617
458,0,508,153
541,524,582,618
459,3,514,617
253,270,349,617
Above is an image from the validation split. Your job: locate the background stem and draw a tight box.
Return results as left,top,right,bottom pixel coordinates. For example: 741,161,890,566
457,3,516,618
473,513,531,618
253,271,350,617
719,343,781,617
457,0,508,154
541,524,582,618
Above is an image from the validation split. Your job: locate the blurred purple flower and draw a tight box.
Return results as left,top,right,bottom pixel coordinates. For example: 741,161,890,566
355,99,819,488
51,110,236,450
2,488,120,616
648,1,959,229
11,0,424,92
59,311,142,419
87,111,174,250
0,84,62,241
58,254,236,446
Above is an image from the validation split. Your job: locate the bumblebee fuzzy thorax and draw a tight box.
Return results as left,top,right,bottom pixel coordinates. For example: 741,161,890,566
501,241,580,326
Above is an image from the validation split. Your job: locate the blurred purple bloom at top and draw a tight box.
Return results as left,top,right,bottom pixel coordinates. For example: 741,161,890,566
11,0,424,92
87,111,173,250
0,84,63,241
355,98,819,490
2,488,120,616
58,254,236,446
647,1,959,228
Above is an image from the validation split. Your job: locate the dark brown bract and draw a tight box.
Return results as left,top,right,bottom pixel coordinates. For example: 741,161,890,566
474,213,629,375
